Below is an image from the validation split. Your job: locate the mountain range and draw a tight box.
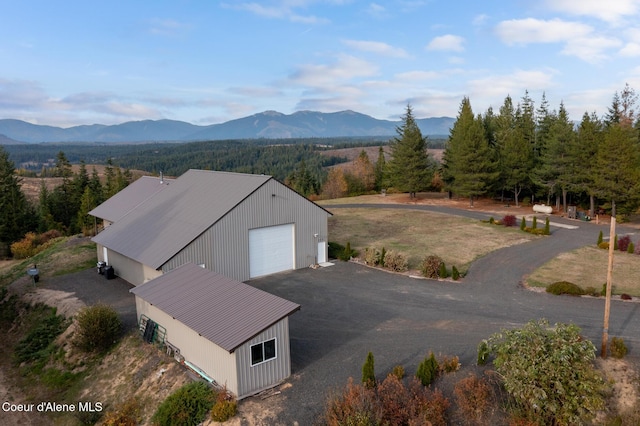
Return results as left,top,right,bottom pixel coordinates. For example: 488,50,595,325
0,110,454,144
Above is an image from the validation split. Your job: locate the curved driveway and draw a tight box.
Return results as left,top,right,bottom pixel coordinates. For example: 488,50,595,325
248,203,640,424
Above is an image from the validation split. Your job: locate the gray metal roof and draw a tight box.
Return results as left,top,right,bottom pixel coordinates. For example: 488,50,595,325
130,263,300,352
89,176,174,222
92,170,271,269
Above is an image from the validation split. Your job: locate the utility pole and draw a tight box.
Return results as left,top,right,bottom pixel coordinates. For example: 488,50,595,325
601,200,616,358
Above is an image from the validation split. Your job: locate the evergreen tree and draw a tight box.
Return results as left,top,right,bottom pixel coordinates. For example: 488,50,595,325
496,95,533,207
374,146,386,191
362,351,375,388
443,97,499,206
0,147,36,246
386,104,432,198
575,112,604,216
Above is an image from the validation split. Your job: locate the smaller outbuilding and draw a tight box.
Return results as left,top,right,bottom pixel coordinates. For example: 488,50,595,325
130,263,300,399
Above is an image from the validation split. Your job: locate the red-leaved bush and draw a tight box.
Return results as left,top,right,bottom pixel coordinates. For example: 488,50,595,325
618,235,631,252
502,215,517,227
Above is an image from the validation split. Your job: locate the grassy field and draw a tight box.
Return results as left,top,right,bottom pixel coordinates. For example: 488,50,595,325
526,245,640,296
327,207,535,272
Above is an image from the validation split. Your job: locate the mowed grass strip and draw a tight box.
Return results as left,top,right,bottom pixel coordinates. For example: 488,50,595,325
526,245,640,296
327,208,534,272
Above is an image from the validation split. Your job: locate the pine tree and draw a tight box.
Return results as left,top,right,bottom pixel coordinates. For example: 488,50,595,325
0,147,36,246
374,146,386,192
443,97,498,206
386,104,432,198
362,351,375,388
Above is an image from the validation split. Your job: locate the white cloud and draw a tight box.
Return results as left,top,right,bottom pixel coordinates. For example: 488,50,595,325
468,69,557,100
545,0,640,24
342,39,409,57
495,18,592,45
395,70,441,81
147,18,192,37
473,14,489,26
225,2,330,24
366,3,387,17
289,54,378,87
561,35,622,63
426,34,465,52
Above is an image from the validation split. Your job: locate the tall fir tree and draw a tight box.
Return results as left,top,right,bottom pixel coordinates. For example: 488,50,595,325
386,104,432,198
575,112,604,216
443,97,499,206
374,146,386,191
0,147,36,246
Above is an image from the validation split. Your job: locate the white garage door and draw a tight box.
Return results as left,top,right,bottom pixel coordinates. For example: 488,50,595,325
249,224,295,278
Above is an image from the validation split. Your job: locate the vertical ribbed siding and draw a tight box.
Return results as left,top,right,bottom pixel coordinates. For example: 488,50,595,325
162,179,330,282
105,248,162,286
235,318,291,398
135,298,239,394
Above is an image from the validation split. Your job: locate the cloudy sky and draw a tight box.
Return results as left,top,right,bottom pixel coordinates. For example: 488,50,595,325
2,0,640,127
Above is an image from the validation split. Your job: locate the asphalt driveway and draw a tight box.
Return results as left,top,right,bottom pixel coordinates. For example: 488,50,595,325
247,207,640,424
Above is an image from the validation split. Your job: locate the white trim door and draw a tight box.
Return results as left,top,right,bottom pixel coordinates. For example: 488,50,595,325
317,240,327,264
249,224,295,278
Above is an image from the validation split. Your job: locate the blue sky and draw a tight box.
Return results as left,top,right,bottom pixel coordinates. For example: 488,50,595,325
2,0,640,127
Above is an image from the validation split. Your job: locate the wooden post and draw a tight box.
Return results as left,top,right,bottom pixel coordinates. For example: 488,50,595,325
601,202,616,358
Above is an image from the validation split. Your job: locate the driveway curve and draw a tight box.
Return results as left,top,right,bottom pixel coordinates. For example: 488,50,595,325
248,203,640,424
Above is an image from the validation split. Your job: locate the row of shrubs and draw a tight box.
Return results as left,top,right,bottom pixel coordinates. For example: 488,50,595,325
10,229,63,259
546,280,634,301
487,215,551,235
597,232,640,254
362,351,460,389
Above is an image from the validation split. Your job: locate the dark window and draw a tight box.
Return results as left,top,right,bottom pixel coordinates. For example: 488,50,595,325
250,338,277,366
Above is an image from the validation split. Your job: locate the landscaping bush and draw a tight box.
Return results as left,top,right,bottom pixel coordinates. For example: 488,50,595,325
621,293,632,300
379,247,386,267
383,250,408,272
362,351,375,388
416,352,439,386
613,234,618,250
544,217,550,235
210,388,237,422
152,382,215,426
546,281,585,296
324,378,382,426
391,365,405,379
531,216,537,230
597,230,603,246
486,319,606,425
520,216,526,231
421,255,444,279
439,355,460,373
610,337,628,359
364,247,380,266
628,242,635,254
328,242,344,259
10,230,63,259
618,235,631,252
502,215,517,227
454,374,492,425
73,303,122,353
343,242,357,261
599,241,610,250
451,265,460,281
585,286,599,297
488,217,495,224
477,340,490,366
438,262,448,278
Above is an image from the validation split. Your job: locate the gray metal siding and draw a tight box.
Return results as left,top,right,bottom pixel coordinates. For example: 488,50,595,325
101,247,162,286
235,318,291,398
163,179,330,281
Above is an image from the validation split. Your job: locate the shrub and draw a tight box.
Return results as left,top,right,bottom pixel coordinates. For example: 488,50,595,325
73,303,122,353
454,374,492,425
416,352,439,386
544,217,550,235
210,388,237,422
477,340,490,366
379,247,386,267
585,286,599,297
502,215,517,227
531,216,537,230
9,230,63,259
364,247,380,266
152,382,215,426
520,216,526,231
621,293,632,300
102,398,142,426
328,242,345,259
628,242,635,254
613,234,618,250
324,378,382,426
344,242,356,261
391,365,405,379
610,337,628,359
439,355,460,373
451,265,460,281
486,319,607,425
377,373,411,425
599,241,610,250
597,230,603,246
546,281,585,296
438,262,448,278
362,351,375,388
618,235,631,252
488,217,495,224
421,255,444,279
383,250,408,272
14,307,66,364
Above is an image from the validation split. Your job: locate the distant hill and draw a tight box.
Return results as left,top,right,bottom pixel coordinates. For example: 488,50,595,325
0,133,24,145
0,111,454,143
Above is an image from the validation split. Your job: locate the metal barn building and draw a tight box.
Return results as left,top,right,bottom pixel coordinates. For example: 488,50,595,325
130,263,300,399
92,170,331,285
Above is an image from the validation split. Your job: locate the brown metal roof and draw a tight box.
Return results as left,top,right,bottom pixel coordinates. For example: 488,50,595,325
92,170,271,269
89,175,174,222
130,263,300,352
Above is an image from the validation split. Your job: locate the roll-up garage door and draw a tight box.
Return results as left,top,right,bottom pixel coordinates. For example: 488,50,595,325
249,224,295,278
